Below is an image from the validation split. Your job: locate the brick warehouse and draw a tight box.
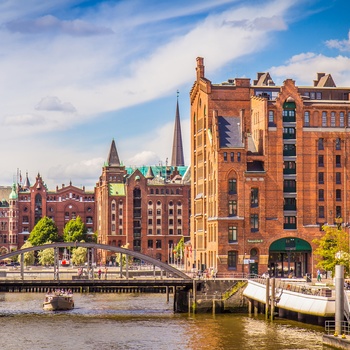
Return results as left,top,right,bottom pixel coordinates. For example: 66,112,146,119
0,97,190,265
190,57,350,278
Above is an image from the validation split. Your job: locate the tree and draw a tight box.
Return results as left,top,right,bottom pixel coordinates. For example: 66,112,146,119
28,217,59,246
71,245,87,266
63,216,87,242
37,241,55,266
115,243,132,267
313,224,350,277
19,241,35,266
173,237,185,262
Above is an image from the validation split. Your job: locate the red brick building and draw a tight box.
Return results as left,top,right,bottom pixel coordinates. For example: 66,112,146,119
190,57,350,278
0,97,190,265
95,139,190,265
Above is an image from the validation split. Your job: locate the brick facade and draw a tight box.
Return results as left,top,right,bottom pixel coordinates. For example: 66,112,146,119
190,57,350,278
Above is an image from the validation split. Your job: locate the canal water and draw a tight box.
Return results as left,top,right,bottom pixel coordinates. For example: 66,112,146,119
0,292,329,350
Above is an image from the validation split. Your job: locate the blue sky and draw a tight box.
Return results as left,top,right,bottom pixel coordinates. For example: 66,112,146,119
1,0,350,189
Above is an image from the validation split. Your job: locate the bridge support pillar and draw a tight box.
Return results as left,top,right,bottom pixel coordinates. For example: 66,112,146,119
20,254,24,280
166,286,169,303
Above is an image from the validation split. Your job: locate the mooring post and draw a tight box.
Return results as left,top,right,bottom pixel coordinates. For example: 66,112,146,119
192,279,197,314
265,277,270,319
271,278,275,321
335,264,344,335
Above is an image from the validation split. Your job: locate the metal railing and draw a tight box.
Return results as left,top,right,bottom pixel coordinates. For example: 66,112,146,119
325,320,350,336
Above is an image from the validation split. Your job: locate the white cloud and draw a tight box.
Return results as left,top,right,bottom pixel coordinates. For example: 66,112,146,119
5,15,113,36
35,96,76,113
326,31,350,52
269,53,350,86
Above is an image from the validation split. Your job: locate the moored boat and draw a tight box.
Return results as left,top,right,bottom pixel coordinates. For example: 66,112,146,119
43,291,74,311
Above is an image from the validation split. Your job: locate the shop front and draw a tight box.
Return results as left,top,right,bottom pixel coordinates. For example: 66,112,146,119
268,237,311,278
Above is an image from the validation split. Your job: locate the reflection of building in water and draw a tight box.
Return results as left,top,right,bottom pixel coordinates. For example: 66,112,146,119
189,56,350,278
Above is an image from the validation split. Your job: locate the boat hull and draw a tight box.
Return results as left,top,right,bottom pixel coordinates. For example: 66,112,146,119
43,294,74,311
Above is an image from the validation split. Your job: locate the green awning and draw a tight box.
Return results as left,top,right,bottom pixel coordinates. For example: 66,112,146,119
269,237,311,252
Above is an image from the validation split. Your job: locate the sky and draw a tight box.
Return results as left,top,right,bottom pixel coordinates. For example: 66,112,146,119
1,0,350,190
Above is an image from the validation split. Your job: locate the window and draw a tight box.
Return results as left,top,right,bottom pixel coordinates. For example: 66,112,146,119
268,110,274,125
169,229,173,235
223,152,227,161
169,219,173,225
318,155,324,167
156,219,161,225
237,152,241,162
340,112,344,127
177,218,182,225
169,209,173,215
148,240,153,249
336,189,341,201
348,112,350,127
156,229,161,235
331,112,336,127
250,214,259,232
336,172,341,184
319,206,325,218
228,251,237,269
316,92,322,99
148,229,152,235
251,188,259,207
336,155,341,167
319,189,324,201
322,111,327,127
228,226,237,243
148,218,152,225
336,206,342,218
156,240,161,249
310,92,315,99
318,138,324,150
284,216,296,229
335,138,341,150
177,229,182,235
228,200,237,216
230,152,234,162
304,111,310,126
228,179,237,194
318,172,324,184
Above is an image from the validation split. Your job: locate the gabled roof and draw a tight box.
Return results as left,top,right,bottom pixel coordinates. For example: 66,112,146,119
313,73,336,87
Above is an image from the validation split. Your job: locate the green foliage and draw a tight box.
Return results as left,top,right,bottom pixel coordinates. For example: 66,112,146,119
71,246,87,265
313,224,350,277
20,241,35,266
173,237,184,260
115,243,133,267
37,241,55,266
63,216,87,242
28,217,59,246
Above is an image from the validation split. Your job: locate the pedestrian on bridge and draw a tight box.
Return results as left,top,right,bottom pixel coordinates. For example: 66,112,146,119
98,269,102,279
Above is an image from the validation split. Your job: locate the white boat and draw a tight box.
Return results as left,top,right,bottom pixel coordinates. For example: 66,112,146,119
43,292,74,311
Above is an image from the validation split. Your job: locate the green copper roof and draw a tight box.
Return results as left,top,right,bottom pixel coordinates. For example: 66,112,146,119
109,183,126,196
126,165,188,177
9,183,17,200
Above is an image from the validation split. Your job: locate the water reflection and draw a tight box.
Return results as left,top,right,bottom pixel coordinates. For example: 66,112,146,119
0,293,325,350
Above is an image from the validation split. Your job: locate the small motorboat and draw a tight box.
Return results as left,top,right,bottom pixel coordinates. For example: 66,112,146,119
43,291,74,311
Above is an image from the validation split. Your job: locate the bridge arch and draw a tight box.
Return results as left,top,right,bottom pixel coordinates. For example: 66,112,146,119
0,242,191,280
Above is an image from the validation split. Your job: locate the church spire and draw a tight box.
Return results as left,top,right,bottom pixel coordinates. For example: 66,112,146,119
107,139,120,166
171,91,185,167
